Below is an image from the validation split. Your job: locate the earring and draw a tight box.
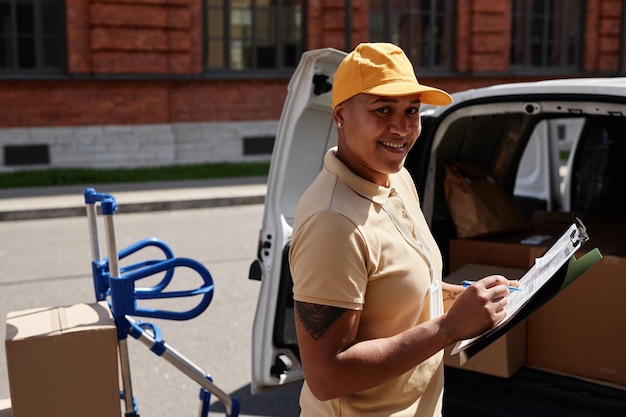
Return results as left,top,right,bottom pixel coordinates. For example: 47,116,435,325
338,122,343,128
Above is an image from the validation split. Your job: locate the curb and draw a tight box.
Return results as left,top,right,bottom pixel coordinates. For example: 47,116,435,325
0,194,266,222
0,177,268,222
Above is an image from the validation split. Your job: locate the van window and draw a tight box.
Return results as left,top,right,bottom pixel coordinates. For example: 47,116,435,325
514,118,584,212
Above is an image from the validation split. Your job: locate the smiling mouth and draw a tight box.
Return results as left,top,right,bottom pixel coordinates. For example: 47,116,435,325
380,141,406,150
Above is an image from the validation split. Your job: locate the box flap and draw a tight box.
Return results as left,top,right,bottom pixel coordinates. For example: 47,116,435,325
59,302,115,334
5,306,61,341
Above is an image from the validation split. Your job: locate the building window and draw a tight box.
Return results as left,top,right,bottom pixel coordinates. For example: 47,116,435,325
369,0,454,71
0,0,66,72
204,0,304,72
511,0,583,70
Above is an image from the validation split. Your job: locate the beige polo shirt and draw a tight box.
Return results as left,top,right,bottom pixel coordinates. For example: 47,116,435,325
290,147,444,417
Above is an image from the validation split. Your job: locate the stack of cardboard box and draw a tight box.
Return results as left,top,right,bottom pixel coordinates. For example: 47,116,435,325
444,212,626,389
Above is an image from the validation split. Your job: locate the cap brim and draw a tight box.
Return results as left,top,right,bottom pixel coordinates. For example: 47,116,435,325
364,81,453,106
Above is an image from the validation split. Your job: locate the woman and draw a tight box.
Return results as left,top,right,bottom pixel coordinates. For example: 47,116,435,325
289,42,515,416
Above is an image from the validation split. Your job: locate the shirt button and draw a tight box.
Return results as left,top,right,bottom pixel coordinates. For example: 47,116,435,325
402,211,408,218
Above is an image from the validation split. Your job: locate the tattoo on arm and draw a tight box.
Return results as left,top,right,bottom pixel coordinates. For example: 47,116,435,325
295,301,346,341
442,288,460,304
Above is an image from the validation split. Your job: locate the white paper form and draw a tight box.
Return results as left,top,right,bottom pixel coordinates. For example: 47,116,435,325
451,220,588,355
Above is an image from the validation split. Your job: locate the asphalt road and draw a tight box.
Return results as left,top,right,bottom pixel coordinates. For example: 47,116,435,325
0,204,302,416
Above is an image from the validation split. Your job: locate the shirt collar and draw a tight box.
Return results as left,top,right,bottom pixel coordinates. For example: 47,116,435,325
323,147,392,205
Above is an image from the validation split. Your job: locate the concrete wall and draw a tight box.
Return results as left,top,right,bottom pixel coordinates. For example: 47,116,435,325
0,120,277,172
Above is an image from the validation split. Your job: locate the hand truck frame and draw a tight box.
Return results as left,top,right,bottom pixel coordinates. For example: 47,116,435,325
84,188,240,417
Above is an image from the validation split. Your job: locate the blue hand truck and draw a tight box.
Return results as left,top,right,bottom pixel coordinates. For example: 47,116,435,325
84,188,240,417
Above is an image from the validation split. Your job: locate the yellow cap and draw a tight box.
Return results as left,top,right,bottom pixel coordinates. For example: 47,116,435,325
331,43,453,108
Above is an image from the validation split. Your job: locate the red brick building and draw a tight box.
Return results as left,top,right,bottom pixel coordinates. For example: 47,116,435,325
0,0,624,170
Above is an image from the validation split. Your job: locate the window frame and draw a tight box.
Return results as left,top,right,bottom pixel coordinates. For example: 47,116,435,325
510,0,584,73
0,0,67,74
203,0,306,76
368,0,456,73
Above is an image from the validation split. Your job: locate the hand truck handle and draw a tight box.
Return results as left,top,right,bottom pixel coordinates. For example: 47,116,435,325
117,237,176,293
110,256,215,321
84,188,115,262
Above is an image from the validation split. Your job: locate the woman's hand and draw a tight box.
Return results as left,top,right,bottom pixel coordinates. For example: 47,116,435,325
441,275,512,343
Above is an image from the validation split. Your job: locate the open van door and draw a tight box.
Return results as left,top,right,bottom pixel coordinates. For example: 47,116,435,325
248,48,345,393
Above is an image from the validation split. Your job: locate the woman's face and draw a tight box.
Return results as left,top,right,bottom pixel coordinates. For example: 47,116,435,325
334,93,422,186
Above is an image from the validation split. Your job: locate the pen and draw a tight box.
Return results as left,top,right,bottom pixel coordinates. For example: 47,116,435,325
461,280,521,292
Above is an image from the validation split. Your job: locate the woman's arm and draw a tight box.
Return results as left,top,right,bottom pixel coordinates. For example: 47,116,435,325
294,275,512,401
295,301,449,400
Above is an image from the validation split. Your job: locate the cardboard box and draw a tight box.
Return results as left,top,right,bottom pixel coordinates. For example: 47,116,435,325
443,263,527,378
527,253,626,388
448,215,626,387
448,229,554,273
5,302,121,417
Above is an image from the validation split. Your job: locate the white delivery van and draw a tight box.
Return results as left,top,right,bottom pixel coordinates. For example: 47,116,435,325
249,47,626,416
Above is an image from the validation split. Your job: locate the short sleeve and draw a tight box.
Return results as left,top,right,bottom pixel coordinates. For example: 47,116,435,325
289,210,368,310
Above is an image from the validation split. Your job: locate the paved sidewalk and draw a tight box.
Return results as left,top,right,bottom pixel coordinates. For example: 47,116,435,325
0,176,267,221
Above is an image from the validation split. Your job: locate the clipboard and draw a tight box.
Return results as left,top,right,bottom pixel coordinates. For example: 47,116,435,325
451,218,603,365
